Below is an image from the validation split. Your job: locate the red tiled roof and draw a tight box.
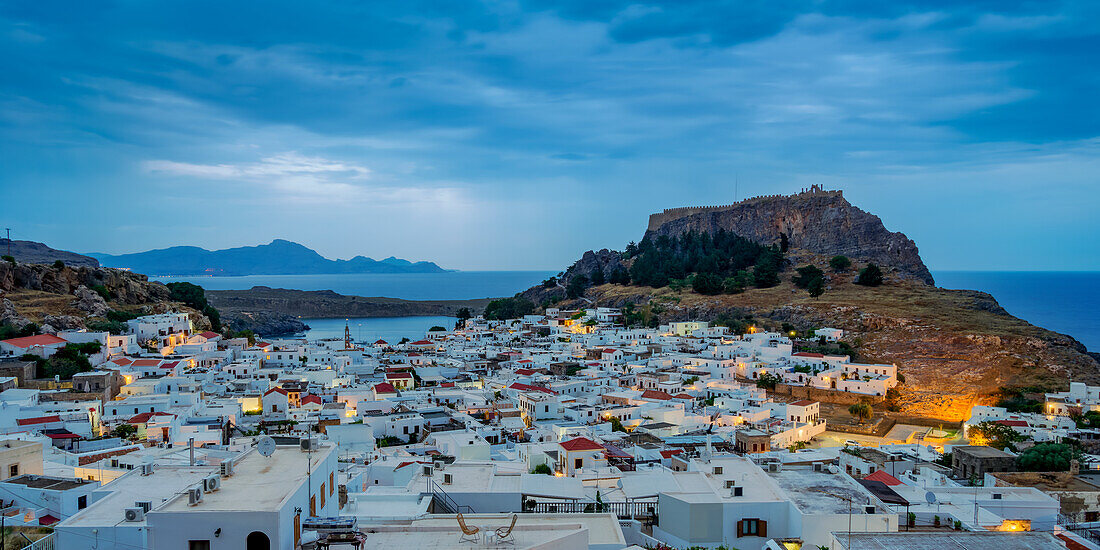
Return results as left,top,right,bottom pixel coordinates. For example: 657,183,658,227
255,341,271,348
410,340,433,345
16,415,61,426
659,449,683,459
1056,533,1091,550
509,382,556,395
561,437,604,451
131,359,160,367
264,387,288,396
44,432,81,439
199,331,220,339
374,382,397,394
301,395,322,405
441,382,455,388
673,393,694,399
997,420,1029,427
38,514,59,526
515,368,537,376
127,411,173,424
864,470,903,486
792,352,824,358
111,358,134,366
374,339,389,345
790,400,816,407
641,389,673,401
0,334,67,348
386,372,413,379
602,349,617,353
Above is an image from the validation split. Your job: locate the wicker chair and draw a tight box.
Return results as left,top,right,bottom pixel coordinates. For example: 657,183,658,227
495,514,518,546
457,512,480,544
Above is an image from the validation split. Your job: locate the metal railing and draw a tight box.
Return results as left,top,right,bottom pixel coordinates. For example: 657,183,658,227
531,500,656,519
425,479,474,514
19,534,54,550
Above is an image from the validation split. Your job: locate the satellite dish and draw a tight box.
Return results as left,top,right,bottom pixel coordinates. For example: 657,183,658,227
925,491,936,505
257,436,276,458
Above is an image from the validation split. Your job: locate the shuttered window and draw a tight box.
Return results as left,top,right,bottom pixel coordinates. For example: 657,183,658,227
736,519,767,538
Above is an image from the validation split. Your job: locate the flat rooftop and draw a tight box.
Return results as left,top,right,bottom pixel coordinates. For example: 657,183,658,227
2,475,91,491
840,532,1068,549
359,513,624,549
768,467,883,515
160,445,333,513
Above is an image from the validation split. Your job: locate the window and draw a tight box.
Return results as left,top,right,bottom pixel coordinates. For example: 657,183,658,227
78,495,88,509
330,473,334,495
188,541,211,550
9,464,18,477
320,483,326,508
736,518,766,537
575,458,583,469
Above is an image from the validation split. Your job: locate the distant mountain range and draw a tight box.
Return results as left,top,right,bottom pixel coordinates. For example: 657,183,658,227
88,239,448,276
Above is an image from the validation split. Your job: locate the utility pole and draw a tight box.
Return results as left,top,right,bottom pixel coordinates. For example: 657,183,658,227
4,228,10,257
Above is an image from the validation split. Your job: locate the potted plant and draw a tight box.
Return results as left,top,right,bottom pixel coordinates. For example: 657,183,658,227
954,520,962,530
907,512,916,527
934,515,941,527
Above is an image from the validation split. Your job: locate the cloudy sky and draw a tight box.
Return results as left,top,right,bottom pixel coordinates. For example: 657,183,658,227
1,1,1097,271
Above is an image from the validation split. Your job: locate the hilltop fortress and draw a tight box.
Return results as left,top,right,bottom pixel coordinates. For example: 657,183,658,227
645,185,934,285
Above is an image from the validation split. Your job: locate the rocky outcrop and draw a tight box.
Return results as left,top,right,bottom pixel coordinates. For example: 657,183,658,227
0,262,170,304
0,296,31,329
206,286,491,319
73,285,109,317
222,310,310,337
0,239,99,268
42,314,85,333
646,187,934,285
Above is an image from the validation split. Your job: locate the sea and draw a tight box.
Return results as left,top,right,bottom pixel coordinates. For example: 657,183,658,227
933,271,1099,352
154,270,1099,351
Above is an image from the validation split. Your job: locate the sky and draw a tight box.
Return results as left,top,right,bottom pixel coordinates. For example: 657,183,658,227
1,1,1098,271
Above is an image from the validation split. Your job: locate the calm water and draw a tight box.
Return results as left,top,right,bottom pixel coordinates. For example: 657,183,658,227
934,271,1100,351
153,271,556,301
299,316,458,342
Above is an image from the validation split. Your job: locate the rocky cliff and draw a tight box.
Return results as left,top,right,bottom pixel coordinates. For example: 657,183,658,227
646,186,934,284
0,261,213,333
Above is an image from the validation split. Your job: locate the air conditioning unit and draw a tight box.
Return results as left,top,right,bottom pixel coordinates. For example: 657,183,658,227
135,501,152,513
864,505,876,514
140,463,154,476
768,463,780,472
220,461,234,478
188,487,204,506
203,475,221,493
434,460,445,470
300,437,319,451
443,473,453,485
123,507,145,522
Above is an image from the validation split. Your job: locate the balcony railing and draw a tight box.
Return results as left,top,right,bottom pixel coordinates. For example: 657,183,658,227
530,500,656,519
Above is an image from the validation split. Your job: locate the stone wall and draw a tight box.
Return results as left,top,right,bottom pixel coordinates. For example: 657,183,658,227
772,383,885,405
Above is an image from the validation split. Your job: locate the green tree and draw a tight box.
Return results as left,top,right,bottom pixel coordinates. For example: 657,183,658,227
807,277,825,297
1,255,14,265
848,403,873,425
692,272,724,295
566,274,590,299
756,372,781,390
531,463,553,475
53,259,65,269
483,297,536,320
792,265,824,289
609,417,626,432
970,420,1026,451
1017,443,1080,471
608,268,630,285
753,248,783,288
855,263,884,287
91,284,111,301
112,423,138,440
829,255,852,271
590,269,605,286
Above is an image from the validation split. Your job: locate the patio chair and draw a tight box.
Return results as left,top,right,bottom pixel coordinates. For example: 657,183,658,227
495,514,518,546
457,512,480,544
